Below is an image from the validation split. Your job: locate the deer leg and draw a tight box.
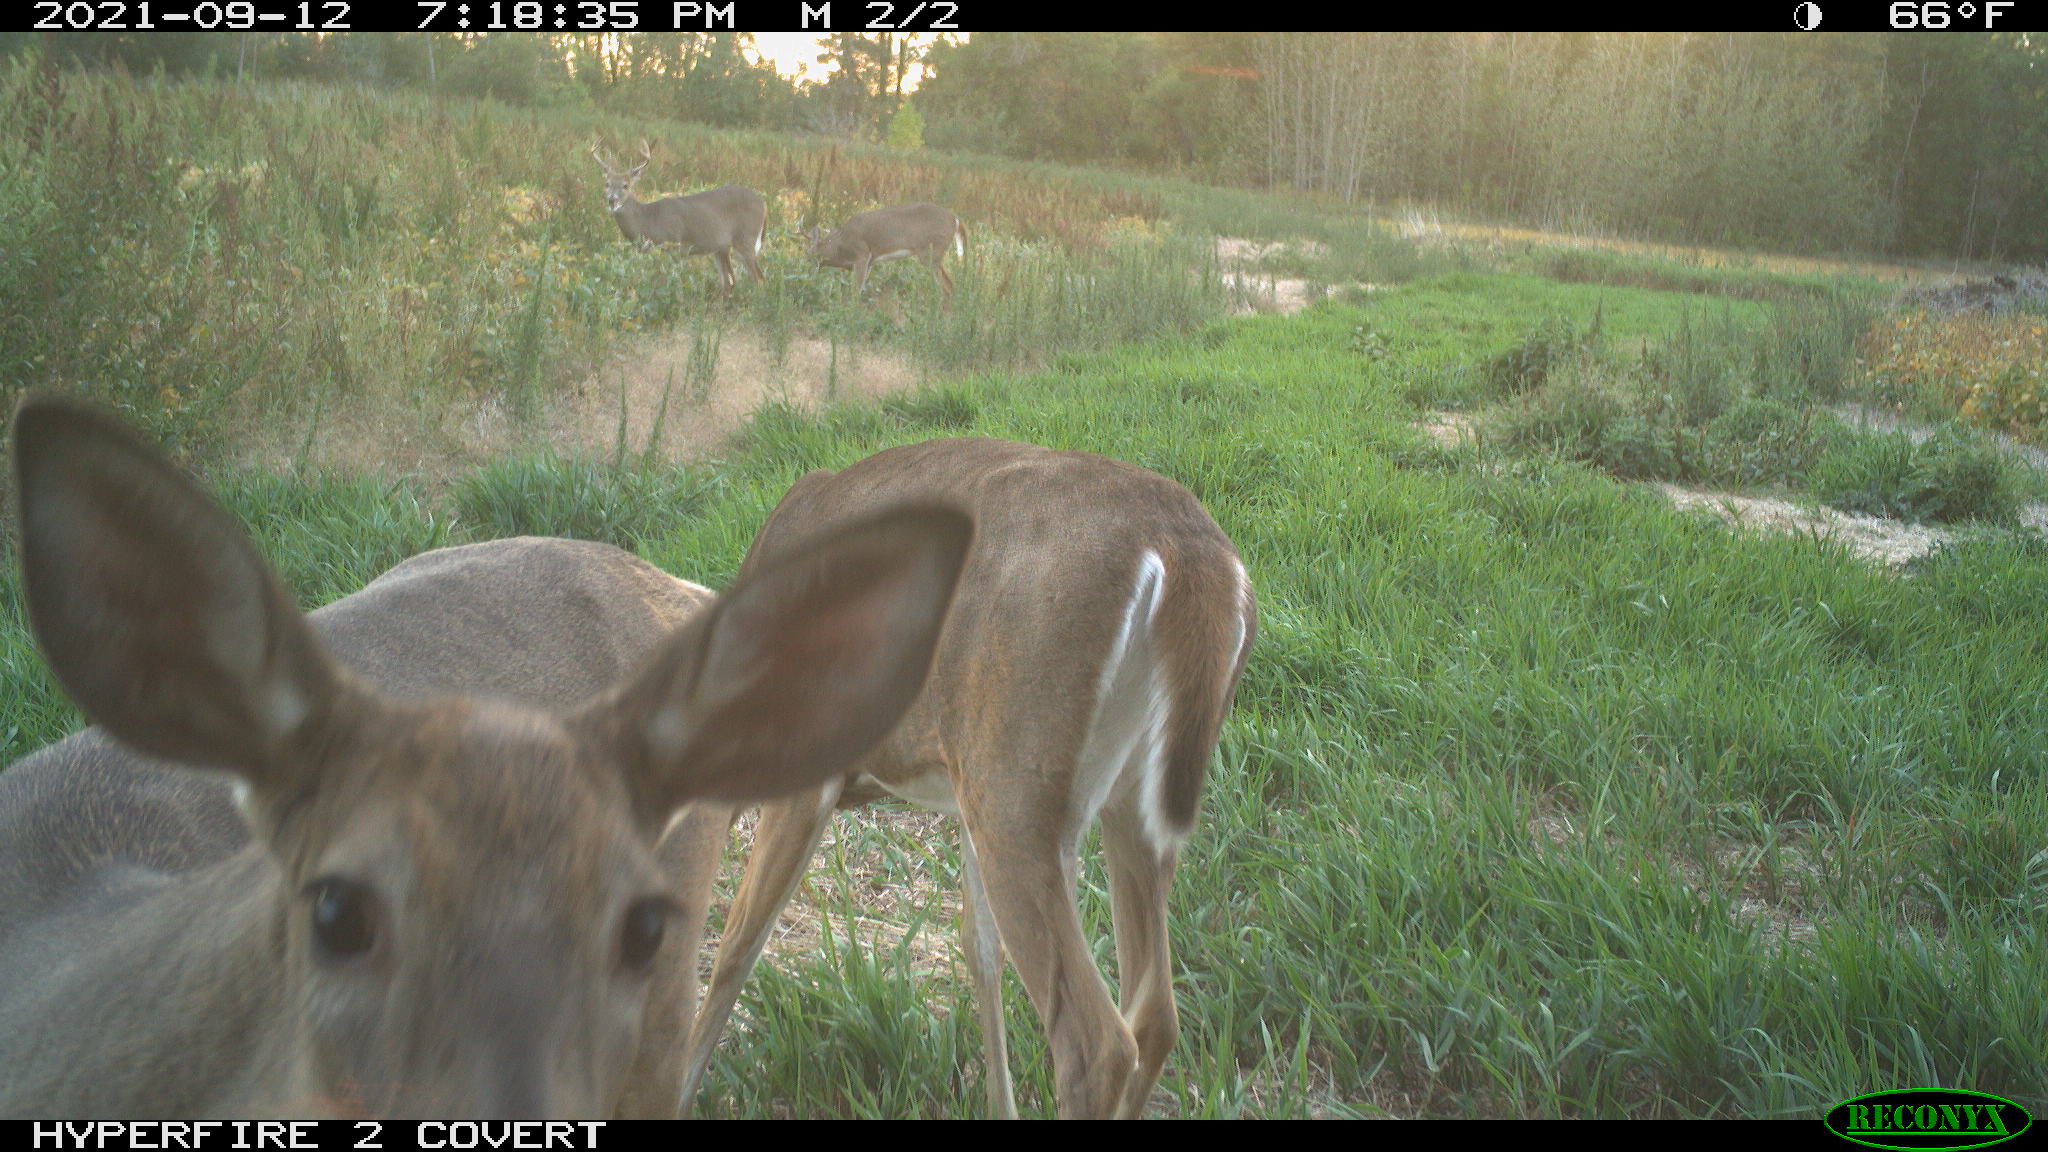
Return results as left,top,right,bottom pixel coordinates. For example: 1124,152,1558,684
740,242,764,284
958,824,1018,1119
710,250,737,292
967,807,1135,1119
1100,801,1181,1120
676,783,842,1116
854,254,872,295
923,251,955,297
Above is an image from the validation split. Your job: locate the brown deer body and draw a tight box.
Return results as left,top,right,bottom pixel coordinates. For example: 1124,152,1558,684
808,203,967,295
0,396,970,1118
678,437,1256,1119
594,142,765,292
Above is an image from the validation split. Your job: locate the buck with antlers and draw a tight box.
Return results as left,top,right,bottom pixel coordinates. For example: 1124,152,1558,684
807,203,968,296
0,395,970,1118
678,437,1256,1119
591,140,766,292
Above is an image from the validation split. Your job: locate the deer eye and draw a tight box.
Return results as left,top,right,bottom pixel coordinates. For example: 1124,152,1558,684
307,877,381,962
617,898,669,974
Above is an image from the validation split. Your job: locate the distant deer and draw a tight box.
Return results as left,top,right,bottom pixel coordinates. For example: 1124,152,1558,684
592,140,765,292
808,203,968,296
0,394,970,1118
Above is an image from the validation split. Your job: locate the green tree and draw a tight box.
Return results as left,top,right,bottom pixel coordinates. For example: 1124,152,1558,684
917,32,1159,161
886,101,925,149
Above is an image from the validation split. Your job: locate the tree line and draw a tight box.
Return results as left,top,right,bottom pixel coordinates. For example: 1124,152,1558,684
12,30,2043,262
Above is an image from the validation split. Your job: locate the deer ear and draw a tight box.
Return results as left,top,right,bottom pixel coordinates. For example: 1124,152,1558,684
581,504,971,822
12,395,348,782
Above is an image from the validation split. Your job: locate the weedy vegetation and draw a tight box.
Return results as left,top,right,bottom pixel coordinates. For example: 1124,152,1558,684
3,63,2045,1119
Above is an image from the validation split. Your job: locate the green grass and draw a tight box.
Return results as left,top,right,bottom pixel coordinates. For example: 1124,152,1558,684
3,69,2044,1121
8,292,2044,1118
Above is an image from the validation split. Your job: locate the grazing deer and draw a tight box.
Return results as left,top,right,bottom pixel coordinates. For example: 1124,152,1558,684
0,394,970,1119
678,437,1256,1119
592,140,766,292
807,203,968,296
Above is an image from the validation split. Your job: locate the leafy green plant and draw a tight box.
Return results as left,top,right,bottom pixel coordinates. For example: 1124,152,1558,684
1483,314,1592,396
1810,426,2018,524
1697,397,1847,488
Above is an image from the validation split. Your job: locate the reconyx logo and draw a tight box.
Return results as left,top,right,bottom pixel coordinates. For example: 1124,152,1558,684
1826,1090,2032,1151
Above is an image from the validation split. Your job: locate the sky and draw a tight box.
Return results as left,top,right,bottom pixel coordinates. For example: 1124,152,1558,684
747,33,940,87
751,33,828,78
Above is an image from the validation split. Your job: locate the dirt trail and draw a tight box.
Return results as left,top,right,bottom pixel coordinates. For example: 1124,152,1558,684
1654,483,1961,568
1421,410,2046,567
235,329,921,482
1214,236,1383,315
524,329,918,462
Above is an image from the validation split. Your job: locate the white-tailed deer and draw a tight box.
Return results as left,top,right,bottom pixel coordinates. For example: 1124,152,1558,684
807,203,967,295
592,140,766,292
0,394,971,1119
678,437,1255,1119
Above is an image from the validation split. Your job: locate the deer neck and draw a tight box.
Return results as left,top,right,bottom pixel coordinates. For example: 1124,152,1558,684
612,195,652,241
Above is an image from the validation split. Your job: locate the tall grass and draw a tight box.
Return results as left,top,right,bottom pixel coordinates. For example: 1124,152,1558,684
0,63,1231,456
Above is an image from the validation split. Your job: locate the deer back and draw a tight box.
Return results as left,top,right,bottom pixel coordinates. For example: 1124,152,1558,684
811,203,961,268
620,185,765,256
741,437,1250,829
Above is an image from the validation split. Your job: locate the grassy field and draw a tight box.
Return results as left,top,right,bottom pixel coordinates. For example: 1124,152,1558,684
3,68,2046,1119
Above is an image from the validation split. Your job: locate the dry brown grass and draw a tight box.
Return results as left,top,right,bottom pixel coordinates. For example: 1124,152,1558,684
230,327,922,485
1398,215,1951,285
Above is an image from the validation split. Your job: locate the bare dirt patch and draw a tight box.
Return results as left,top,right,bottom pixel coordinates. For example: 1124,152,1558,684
1213,236,1378,316
233,328,922,483
530,328,918,462
1656,483,1958,568
1422,410,1477,448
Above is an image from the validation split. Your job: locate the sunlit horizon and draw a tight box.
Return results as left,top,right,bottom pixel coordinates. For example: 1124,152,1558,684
748,33,939,88
750,33,825,78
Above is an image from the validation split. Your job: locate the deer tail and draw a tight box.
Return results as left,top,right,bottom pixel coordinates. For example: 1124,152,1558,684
1154,552,1254,834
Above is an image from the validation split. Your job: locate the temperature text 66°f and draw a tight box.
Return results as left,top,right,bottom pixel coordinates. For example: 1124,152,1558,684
1889,1,2018,26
